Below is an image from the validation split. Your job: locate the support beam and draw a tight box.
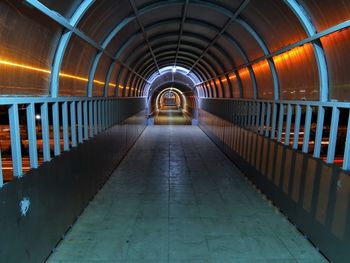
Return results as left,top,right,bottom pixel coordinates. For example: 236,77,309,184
284,0,329,102
128,0,160,73
174,0,189,68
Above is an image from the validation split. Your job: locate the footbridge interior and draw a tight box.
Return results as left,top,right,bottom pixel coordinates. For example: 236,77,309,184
0,0,350,262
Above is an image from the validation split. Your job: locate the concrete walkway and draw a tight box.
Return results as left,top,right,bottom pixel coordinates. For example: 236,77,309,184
154,108,191,125
47,126,327,263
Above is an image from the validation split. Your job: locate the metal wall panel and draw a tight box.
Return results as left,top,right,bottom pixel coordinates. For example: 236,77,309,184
59,35,96,96
77,0,132,43
299,0,350,31
198,100,350,263
321,28,350,101
0,99,146,263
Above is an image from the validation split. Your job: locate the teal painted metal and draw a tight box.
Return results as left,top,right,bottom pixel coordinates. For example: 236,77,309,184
327,106,340,163
293,104,302,150
26,103,38,169
302,105,312,154
8,104,22,177
70,101,77,147
62,102,69,151
313,106,325,158
52,102,61,156
41,103,51,162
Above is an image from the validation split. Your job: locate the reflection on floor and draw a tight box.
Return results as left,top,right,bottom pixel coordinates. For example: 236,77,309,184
154,106,191,125
47,126,327,263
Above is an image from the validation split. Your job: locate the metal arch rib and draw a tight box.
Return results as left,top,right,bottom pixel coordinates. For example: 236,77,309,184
284,0,328,102
44,0,95,97
236,18,280,100
128,0,160,73
174,0,189,68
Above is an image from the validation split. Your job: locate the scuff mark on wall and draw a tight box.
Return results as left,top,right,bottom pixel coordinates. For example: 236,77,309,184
19,198,30,216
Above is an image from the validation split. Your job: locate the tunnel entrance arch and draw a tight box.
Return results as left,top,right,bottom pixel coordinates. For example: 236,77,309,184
146,69,199,125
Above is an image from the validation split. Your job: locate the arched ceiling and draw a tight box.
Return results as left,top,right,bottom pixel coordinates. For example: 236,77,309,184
3,0,350,101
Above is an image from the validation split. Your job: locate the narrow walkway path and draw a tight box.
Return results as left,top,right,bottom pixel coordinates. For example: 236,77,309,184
47,126,326,263
154,107,191,125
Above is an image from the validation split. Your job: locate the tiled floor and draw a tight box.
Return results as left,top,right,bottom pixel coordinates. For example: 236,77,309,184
47,126,327,263
154,108,191,125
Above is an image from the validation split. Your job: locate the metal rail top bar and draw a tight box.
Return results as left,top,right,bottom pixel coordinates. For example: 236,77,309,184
0,96,146,105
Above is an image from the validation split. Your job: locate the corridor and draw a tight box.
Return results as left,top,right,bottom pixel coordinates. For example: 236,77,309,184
47,126,326,263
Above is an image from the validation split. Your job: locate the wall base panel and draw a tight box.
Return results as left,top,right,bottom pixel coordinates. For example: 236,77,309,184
0,109,147,263
199,107,350,263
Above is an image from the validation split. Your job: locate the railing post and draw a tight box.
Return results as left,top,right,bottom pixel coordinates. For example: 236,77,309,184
293,104,302,149
302,105,312,154
52,102,61,156
8,104,22,177
327,106,339,164
70,101,77,147
277,103,284,142
313,106,325,158
41,102,50,162
270,102,278,139
26,103,38,169
62,101,69,151
265,102,271,137
260,102,266,136
83,100,88,140
284,104,293,146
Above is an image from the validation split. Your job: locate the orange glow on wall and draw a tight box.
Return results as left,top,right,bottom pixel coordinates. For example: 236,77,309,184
0,58,116,88
238,68,250,78
272,44,312,65
252,60,269,72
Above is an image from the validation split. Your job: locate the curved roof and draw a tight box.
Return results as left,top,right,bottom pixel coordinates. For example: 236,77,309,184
1,0,350,101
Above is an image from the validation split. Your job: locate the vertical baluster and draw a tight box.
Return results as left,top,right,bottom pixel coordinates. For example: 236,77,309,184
327,106,340,164
277,103,284,142
260,102,266,136
293,104,302,149
83,101,88,140
26,103,38,168
270,102,278,139
284,104,293,146
265,102,271,137
302,105,312,153
89,100,94,137
52,102,60,156
313,106,325,158
41,103,50,162
8,104,22,177
62,101,69,151
94,100,98,135
70,101,77,147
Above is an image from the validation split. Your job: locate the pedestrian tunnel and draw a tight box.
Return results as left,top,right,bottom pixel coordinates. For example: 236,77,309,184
0,0,350,262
